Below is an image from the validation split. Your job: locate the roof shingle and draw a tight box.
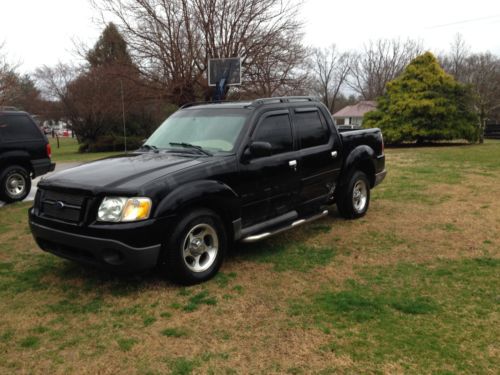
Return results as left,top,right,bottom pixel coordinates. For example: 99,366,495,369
333,101,377,118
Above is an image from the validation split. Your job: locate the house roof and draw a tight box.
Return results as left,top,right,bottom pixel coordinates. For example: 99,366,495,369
332,101,377,118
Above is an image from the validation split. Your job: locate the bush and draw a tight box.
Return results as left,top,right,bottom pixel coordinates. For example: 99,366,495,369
363,52,479,144
79,135,144,153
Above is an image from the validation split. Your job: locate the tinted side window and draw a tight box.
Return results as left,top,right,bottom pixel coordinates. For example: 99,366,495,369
295,110,330,149
0,115,42,141
254,113,293,154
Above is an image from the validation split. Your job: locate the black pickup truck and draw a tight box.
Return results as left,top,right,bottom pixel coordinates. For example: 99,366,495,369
29,97,385,284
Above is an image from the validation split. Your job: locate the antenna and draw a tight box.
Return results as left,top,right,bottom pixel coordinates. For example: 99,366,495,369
120,79,127,153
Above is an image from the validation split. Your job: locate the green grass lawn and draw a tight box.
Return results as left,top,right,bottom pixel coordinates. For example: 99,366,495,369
49,137,121,163
0,141,499,373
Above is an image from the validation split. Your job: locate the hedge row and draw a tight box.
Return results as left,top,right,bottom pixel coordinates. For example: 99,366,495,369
79,135,144,153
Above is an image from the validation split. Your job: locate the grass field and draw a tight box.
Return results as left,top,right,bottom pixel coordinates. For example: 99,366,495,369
49,137,120,163
0,141,499,374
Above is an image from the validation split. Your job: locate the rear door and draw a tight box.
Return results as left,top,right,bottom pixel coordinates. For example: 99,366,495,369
292,106,342,208
238,109,300,226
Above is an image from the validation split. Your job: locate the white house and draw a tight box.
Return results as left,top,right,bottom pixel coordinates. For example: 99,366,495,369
332,101,377,126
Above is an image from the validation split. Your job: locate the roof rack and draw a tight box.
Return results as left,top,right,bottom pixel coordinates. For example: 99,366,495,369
180,96,319,109
250,96,319,107
0,106,19,111
180,100,238,109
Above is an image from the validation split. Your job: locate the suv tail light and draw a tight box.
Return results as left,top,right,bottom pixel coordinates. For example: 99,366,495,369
381,134,384,154
46,143,52,158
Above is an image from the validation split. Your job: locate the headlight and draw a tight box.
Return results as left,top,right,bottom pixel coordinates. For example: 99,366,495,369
97,197,152,222
121,198,152,222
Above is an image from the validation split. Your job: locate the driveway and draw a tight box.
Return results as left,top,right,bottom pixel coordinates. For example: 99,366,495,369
0,162,81,208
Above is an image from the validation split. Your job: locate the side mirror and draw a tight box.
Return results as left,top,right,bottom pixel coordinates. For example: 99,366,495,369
248,141,272,158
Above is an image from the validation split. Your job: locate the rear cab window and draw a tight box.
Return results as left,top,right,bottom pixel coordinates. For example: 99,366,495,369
293,108,331,149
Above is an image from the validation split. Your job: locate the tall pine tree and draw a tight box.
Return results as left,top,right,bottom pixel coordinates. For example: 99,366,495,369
86,23,132,67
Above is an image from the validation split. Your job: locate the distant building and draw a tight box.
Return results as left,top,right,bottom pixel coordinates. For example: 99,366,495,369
332,101,377,126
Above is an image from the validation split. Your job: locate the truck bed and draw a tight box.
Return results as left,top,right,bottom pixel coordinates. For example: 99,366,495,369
340,128,384,159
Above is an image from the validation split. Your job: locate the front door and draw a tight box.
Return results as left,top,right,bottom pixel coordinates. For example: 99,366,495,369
238,110,300,227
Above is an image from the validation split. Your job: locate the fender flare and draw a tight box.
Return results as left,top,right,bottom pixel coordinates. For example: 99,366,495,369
339,145,376,186
0,151,32,171
155,180,241,222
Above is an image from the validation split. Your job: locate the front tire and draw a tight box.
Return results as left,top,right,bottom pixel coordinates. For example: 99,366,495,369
0,165,31,203
161,208,227,285
336,170,370,219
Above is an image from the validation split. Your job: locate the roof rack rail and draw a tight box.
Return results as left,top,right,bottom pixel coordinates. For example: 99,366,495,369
179,97,319,109
250,96,319,107
180,100,237,109
0,106,19,111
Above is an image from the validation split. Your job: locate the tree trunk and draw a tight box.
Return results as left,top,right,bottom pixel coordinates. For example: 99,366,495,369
478,116,485,144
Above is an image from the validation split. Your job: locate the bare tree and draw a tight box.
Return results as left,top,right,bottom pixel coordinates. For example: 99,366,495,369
440,33,470,82
348,38,423,100
309,45,352,113
0,42,17,107
0,43,45,112
36,64,79,112
439,35,500,142
92,0,306,104
462,53,500,143
35,64,83,135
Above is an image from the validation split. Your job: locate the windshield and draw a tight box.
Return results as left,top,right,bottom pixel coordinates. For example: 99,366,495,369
145,108,248,153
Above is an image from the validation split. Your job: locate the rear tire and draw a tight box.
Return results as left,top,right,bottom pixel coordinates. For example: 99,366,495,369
336,170,370,219
161,208,227,285
0,165,31,203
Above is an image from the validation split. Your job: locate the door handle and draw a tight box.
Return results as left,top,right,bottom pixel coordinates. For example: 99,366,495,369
331,151,338,158
289,160,297,171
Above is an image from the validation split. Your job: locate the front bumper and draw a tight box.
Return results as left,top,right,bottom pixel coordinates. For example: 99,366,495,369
30,220,161,273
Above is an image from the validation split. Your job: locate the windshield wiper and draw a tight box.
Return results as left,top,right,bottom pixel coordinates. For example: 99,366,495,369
169,142,212,156
139,144,159,153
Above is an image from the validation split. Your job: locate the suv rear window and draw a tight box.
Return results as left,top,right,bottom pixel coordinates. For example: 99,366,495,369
0,115,42,141
295,110,330,149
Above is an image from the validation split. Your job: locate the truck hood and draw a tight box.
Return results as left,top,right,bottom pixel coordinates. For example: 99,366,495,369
38,152,208,194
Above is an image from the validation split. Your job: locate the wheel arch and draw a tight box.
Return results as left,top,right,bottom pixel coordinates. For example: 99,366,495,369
0,152,33,176
155,180,241,240
340,145,376,188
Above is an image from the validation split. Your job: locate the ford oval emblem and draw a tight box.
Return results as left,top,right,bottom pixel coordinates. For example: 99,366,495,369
55,201,65,209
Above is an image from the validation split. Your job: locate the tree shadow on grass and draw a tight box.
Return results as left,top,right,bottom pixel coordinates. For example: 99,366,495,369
3,208,342,299
0,253,175,299
229,209,341,272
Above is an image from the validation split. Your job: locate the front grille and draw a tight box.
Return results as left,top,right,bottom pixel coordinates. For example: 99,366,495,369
39,189,87,224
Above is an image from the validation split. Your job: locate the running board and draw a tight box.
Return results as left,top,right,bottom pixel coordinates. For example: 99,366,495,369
241,210,329,243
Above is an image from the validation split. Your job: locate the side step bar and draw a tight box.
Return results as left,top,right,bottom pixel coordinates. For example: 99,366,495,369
241,210,329,243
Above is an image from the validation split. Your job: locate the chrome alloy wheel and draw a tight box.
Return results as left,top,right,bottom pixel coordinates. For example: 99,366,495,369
182,223,219,273
6,173,26,198
352,179,368,213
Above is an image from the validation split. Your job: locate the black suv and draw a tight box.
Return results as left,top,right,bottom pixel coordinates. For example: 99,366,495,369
29,97,385,284
0,110,55,203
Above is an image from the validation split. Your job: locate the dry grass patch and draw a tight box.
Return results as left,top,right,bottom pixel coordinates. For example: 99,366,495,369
0,141,499,373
